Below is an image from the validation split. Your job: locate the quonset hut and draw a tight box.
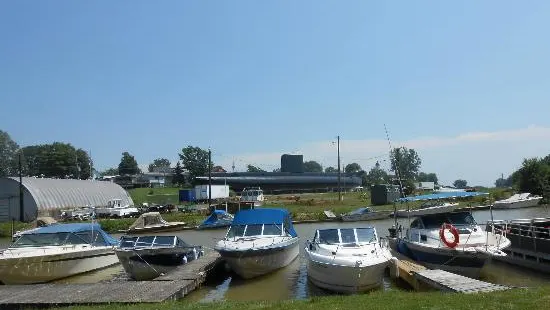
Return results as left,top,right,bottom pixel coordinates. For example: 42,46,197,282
0,177,134,222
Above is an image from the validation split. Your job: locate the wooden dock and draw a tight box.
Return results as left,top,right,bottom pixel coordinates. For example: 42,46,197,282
414,269,511,293
388,242,511,293
0,251,222,308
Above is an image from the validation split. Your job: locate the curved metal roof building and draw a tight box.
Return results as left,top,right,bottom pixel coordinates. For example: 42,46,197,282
0,177,133,222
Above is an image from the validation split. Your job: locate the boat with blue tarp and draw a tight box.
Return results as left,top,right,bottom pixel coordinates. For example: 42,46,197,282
214,208,299,279
389,192,511,278
0,223,119,285
198,210,234,230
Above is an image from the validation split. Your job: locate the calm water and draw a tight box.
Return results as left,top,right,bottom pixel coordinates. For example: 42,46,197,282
2,205,550,300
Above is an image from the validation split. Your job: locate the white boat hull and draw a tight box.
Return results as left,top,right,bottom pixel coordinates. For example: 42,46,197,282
493,197,543,209
307,259,388,293
218,238,299,279
0,246,118,284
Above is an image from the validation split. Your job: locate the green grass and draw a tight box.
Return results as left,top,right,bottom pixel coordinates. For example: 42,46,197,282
55,286,550,310
128,187,184,205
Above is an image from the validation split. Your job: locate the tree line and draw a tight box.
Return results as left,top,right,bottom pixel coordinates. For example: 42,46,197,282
495,154,550,199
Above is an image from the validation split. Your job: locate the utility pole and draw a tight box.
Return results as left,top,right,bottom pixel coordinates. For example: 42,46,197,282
19,152,24,222
337,135,342,201
208,148,212,209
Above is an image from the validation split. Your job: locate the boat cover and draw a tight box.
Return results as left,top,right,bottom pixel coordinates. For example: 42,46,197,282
20,223,118,245
232,208,297,237
201,210,233,225
128,212,169,230
397,191,488,202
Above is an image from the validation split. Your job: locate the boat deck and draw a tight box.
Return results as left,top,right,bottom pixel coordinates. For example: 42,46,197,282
0,251,222,307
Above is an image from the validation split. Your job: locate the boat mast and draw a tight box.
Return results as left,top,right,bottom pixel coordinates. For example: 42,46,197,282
337,135,342,201
208,148,212,210
19,152,24,222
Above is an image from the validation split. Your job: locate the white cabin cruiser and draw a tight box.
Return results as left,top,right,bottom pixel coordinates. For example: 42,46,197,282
0,223,119,284
214,208,299,279
305,227,392,293
239,187,265,207
390,193,510,278
493,193,543,209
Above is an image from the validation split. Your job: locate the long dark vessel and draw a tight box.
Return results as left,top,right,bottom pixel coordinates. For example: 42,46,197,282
115,235,203,280
487,217,550,273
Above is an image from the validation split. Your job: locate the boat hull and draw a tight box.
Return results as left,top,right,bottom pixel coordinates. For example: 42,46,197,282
340,212,392,222
218,238,299,279
493,198,543,209
0,246,118,285
307,259,388,293
392,239,488,278
115,247,197,280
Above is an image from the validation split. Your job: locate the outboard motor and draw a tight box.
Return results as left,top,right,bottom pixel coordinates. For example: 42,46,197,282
388,225,397,238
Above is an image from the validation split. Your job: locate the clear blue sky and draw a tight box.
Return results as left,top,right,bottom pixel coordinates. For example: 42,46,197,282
1,1,550,186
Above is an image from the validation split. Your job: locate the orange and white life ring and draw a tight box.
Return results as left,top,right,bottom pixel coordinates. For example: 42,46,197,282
439,223,459,248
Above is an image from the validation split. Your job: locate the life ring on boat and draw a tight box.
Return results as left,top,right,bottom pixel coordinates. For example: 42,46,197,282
439,223,459,248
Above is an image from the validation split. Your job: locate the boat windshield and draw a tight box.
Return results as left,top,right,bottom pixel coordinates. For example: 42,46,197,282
316,227,377,245
349,208,370,215
11,230,107,248
226,223,282,238
420,212,477,229
119,235,178,248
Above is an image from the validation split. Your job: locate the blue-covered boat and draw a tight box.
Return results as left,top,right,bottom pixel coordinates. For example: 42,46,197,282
198,210,234,229
214,208,299,279
389,192,511,278
0,223,119,284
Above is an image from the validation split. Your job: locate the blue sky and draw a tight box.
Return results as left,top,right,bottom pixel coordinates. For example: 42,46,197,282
1,1,550,186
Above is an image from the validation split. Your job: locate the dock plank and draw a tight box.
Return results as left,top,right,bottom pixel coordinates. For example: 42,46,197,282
414,269,511,293
0,250,224,306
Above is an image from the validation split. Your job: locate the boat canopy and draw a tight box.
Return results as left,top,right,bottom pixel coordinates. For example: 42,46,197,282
397,191,488,202
202,210,233,225
232,208,297,237
129,212,168,230
18,223,118,246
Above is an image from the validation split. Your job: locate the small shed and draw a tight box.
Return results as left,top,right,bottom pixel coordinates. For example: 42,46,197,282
370,184,401,205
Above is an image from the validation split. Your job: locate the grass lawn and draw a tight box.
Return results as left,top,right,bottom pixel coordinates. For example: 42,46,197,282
59,286,550,310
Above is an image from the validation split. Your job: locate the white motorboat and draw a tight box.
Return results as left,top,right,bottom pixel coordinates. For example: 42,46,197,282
493,193,543,209
115,235,203,280
95,199,140,218
239,187,265,207
394,201,460,218
340,207,392,222
214,208,299,279
305,227,392,293
0,223,119,284
390,192,511,278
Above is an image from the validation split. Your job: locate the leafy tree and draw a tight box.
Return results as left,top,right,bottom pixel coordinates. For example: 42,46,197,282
21,142,90,179
118,152,140,175
366,161,389,186
344,163,362,174
511,157,550,196
0,130,20,177
75,148,92,179
303,160,322,172
453,179,468,189
100,167,119,176
324,166,337,173
417,172,438,184
390,147,422,181
247,164,265,172
495,175,513,188
172,161,186,186
179,146,211,185
148,158,171,172
212,165,226,172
